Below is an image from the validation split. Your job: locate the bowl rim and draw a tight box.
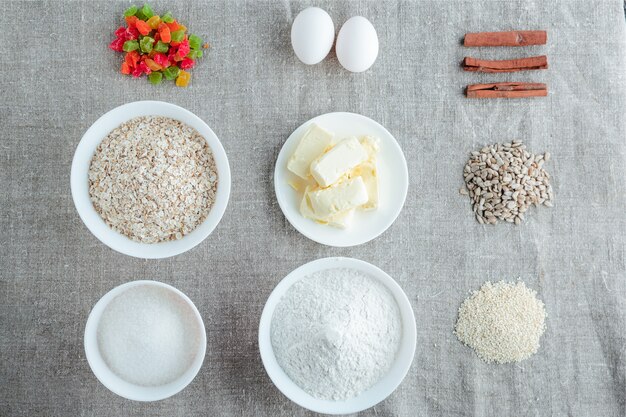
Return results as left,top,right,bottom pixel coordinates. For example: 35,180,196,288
273,112,409,247
84,280,207,402
70,100,231,259
258,257,417,414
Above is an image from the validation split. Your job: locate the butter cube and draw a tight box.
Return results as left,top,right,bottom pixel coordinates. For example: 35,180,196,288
310,137,368,187
287,124,334,179
300,191,355,229
351,161,378,210
307,176,368,219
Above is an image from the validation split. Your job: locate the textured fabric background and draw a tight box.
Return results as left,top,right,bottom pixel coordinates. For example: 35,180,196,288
1,1,625,416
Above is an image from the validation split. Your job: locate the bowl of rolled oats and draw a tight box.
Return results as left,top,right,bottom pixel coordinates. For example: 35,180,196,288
71,101,231,258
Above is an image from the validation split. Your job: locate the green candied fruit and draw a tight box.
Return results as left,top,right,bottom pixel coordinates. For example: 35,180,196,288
171,30,185,43
161,12,174,23
141,3,154,19
148,72,163,85
188,34,202,50
187,49,203,59
163,66,180,80
139,36,154,53
154,41,169,53
124,5,138,17
122,40,139,52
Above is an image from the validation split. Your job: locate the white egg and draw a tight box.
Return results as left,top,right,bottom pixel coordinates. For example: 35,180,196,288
336,16,379,73
291,7,335,65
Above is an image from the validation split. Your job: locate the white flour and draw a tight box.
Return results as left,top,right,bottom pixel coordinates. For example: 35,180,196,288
270,268,402,400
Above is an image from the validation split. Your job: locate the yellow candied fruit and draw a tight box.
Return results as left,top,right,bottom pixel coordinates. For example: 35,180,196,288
175,70,191,87
147,15,161,29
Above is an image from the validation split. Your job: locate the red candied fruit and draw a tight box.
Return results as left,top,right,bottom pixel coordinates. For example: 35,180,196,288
125,26,139,40
175,39,190,60
114,26,126,38
152,52,169,67
179,58,195,70
109,37,125,51
137,61,151,75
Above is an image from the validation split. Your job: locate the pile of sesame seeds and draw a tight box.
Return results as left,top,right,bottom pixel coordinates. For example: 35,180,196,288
454,280,547,364
460,141,553,225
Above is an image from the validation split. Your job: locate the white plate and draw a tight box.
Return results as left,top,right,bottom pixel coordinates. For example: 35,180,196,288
274,112,408,247
71,101,231,259
258,257,417,415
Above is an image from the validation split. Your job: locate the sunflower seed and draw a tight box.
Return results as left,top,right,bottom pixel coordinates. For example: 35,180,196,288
461,141,554,225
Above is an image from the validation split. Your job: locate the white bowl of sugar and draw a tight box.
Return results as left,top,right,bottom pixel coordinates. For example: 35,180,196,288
84,280,206,401
258,257,417,414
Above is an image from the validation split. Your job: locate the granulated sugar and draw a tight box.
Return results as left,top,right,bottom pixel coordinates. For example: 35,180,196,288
97,285,201,386
270,268,402,400
454,280,546,364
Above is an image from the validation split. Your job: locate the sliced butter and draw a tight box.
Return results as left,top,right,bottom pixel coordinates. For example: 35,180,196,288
287,124,334,179
300,191,355,229
310,137,368,188
351,161,378,210
307,176,368,219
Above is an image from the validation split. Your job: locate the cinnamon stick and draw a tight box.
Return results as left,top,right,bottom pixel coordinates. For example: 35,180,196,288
466,82,548,98
464,31,547,47
463,56,548,73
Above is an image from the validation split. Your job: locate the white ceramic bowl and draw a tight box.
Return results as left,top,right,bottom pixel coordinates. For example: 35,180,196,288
71,101,231,259
258,257,416,414
274,112,408,247
84,280,207,402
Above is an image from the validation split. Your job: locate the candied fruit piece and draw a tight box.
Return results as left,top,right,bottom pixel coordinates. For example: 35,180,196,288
125,15,138,27
158,23,171,43
120,62,131,74
175,70,190,87
148,71,163,85
179,57,195,70
125,26,139,40
147,15,161,29
122,40,139,52
170,30,185,43
125,50,140,67
188,34,202,50
124,5,138,17
166,20,181,32
109,37,125,52
135,20,151,36
145,58,162,71
154,40,169,53
141,4,154,19
152,52,169,67
163,65,180,80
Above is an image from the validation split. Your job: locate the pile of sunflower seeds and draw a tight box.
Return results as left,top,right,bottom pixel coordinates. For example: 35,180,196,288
89,116,218,243
460,141,553,225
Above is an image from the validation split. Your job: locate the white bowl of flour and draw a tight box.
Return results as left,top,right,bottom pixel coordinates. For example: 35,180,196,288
258,257,416,414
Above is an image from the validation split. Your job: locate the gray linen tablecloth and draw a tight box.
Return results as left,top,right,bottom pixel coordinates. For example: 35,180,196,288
1,1,625,416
